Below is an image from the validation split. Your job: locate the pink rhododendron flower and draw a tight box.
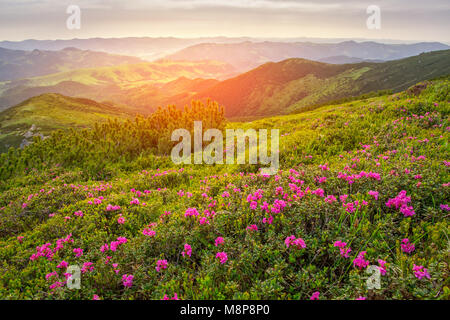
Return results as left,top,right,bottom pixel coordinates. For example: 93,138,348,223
156,259,168,272
130,198,140,205
262,215,274,225
46,271,58,281
216,252,228,264
73,248,83,257
386,190,415,217
401,238,415,253
122,274,134,287
368,190,379,200
74,210,83,217
182,244,192,258
310,291,320,300
412,264,430,280
353,251,369,270
285,235,306,249
215,237,224,247
162,293,179,300
81,262,94,273
117,215,125,224
378,259,387,275
142,228,156,237
334,241,351,258
185,208,200,217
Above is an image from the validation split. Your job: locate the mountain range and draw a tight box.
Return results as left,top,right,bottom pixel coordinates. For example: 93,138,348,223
188,49,450,118
0,47,144,81
1,50,448,119
163,41,450,72
0,49,448,151
0,60,235,111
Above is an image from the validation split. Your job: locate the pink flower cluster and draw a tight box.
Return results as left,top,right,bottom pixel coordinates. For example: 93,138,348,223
378,259,387,275
74,210,84,217
333,241,351,258
337,171,381,184
185,207,200,217
30,234,73,261
117,214,126,224
81,262,94,273
215,237,224,247
181,244,192,258
353,251,369,270
87,197,103,205
101,236,128,252
156,259,168,272
310,291,320,300
401,238,415,253
368,190,379,200
122,274,134,287
412,264,430,280
162,293,179,300
386,190,415,217
142,227,156,237
216,252,228,264
73,248,83,257
285,235,306,249
106,204,121,211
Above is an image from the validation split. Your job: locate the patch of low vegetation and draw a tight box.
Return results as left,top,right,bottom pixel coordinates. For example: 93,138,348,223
0,79,448,300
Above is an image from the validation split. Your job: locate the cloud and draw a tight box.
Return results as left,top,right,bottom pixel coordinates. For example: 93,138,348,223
122,0,341,11
0,0,448,42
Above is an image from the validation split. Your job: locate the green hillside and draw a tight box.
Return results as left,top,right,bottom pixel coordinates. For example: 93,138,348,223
0,60,235,112
191,50,450,118
0,79,448,300
0,47,144,81
0,94,131,152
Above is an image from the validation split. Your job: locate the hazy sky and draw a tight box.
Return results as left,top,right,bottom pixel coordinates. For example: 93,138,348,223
0,0,449,42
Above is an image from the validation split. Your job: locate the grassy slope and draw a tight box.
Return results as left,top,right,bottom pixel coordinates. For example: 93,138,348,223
0,94,131,152
0,60,235,112
192,50,450,118
20,60,234,88
0,79,448,299
0,47,144,81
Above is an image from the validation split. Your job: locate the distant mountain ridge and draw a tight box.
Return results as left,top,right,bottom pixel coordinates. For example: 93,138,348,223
164,41,450,72
0,50,448,121
317,56,384,64
188,49,450,118
0,47,145,81
0,37,260,61
0,60,233,113
1,38,447,66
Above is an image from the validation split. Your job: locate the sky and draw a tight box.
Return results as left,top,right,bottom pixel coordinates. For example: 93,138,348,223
0,0,449,43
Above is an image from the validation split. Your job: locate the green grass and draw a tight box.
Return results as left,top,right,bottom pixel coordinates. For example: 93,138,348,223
0,78,448,300
0,93,132,152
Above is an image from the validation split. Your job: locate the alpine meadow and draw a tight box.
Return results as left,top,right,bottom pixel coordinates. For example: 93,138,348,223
0,0,449,306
